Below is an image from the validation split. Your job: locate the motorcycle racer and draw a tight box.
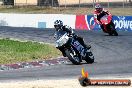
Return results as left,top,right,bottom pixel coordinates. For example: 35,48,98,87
93,3,115,32
54,20,91,57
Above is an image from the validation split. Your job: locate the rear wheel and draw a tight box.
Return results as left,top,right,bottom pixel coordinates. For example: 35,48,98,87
109,22,118,36
65,49,81,65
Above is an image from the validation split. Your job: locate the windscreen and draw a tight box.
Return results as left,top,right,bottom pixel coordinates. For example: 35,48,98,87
54,30,67,40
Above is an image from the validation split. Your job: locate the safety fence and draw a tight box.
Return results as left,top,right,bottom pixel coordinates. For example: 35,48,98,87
0,13,132,31
0,0,132,8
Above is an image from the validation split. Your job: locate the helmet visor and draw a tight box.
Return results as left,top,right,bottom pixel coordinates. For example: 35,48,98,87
54,25,60,29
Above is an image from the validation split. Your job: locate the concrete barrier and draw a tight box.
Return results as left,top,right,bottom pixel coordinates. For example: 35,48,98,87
0,13,76,29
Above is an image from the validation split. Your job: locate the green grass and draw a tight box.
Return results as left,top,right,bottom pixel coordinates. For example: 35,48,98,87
0,39,61,64
0,6,132,15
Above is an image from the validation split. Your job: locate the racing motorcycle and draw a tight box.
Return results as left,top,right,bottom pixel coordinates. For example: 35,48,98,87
54,31,94,65
100,14,118,36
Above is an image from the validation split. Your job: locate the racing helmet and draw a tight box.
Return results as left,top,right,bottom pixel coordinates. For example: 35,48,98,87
54,20,63,29
95,4,103,13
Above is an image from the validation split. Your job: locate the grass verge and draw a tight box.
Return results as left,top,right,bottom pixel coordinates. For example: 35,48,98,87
0,6,132,15
0,38,61,64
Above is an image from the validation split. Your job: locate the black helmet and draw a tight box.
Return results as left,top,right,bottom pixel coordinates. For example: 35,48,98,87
54,20,63,29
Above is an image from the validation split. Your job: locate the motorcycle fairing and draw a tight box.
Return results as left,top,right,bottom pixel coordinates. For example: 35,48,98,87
71,39,86,57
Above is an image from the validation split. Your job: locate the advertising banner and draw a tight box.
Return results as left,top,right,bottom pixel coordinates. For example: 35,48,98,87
75,15,100,30
113,16,132,31
75,15,132,31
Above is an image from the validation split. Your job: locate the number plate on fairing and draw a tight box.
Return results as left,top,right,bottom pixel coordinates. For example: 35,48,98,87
71,40,85,56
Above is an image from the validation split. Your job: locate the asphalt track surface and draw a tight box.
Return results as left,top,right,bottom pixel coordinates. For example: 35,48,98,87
0,26,132,81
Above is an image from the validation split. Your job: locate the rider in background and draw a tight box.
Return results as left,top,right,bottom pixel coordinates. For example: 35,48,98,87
54,20,91,57
93,3,115,30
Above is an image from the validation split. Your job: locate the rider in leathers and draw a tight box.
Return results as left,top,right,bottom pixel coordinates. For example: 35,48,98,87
93,4,115,31
54,20,91,57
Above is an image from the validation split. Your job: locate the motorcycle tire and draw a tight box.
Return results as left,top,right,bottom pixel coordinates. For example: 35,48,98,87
65,49,81,65
108,32,113,36
109,23,118,36
113,30,118,36
85,51,94,64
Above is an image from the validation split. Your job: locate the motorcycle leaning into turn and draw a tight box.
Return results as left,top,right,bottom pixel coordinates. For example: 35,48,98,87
91,14,118,36
100,14,118,36
54,30,94,65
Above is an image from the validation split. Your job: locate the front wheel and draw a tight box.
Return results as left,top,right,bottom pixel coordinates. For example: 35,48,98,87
108,30,118,36
108,32,113,36
85,51,94,64
109,22,118,36
113,30,118,36
65,49,81,65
